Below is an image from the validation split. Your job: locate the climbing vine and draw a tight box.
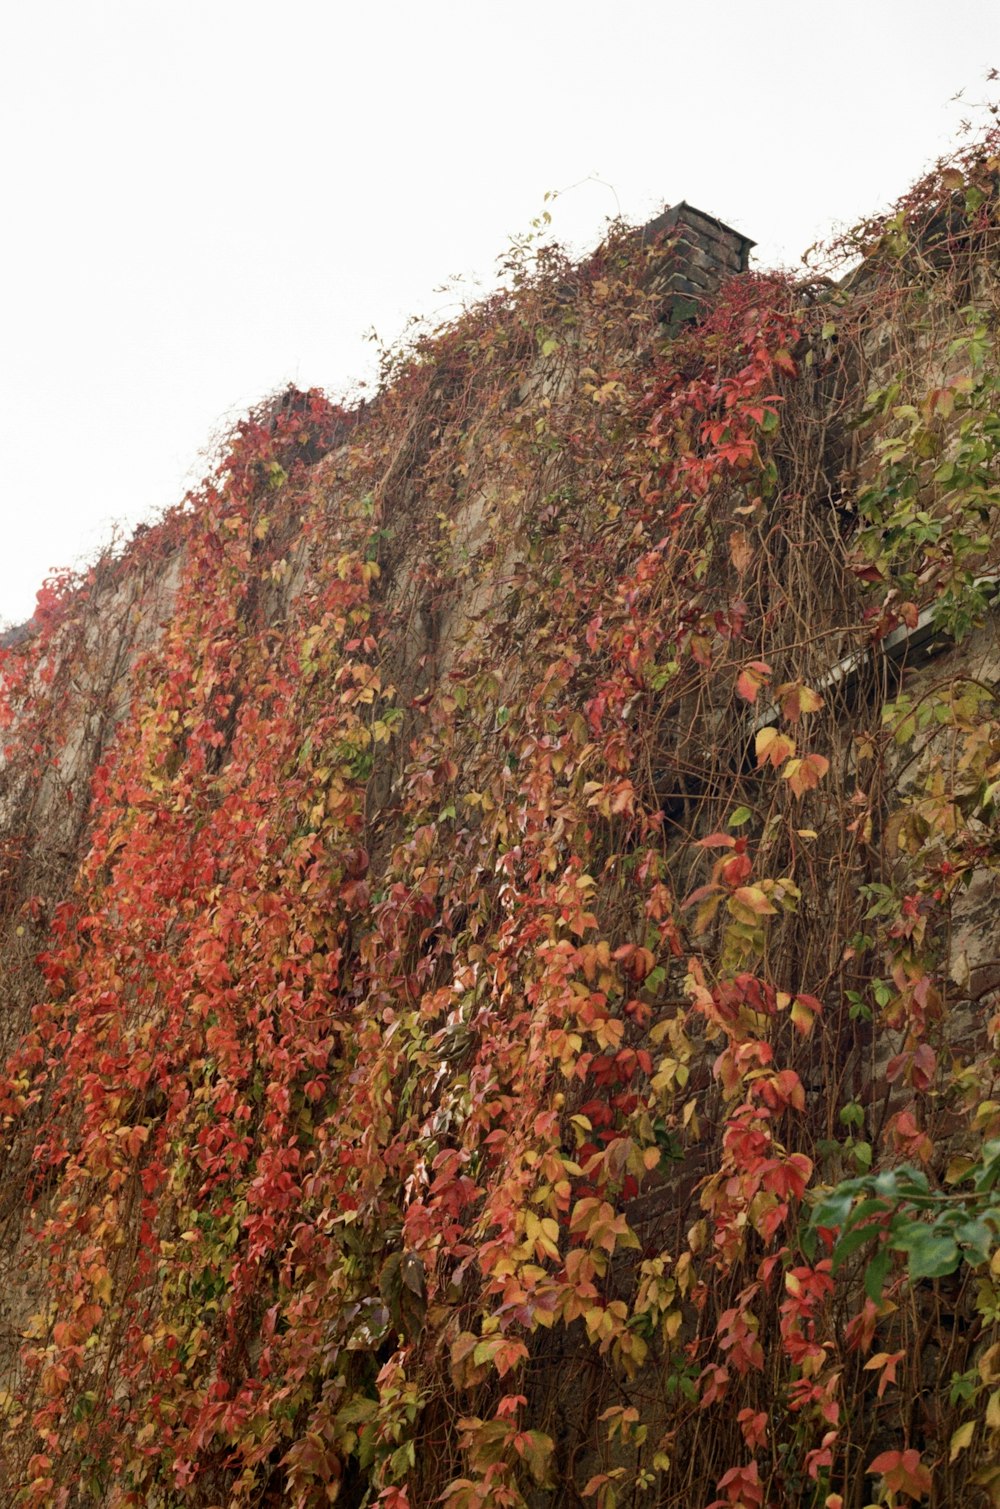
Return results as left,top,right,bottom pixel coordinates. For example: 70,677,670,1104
0,134,999,1509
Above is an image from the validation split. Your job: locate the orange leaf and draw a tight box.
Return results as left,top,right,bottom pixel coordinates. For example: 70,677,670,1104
755,726,795,768
784,752,830,797
864,1349,905,1398
729,884,777,920
736,660,771,704
776,681,824,724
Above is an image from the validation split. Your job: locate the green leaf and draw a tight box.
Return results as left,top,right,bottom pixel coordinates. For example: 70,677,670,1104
973,1141,1000,1192
809,1189,855,1232
844,1196,892,1228
955,1216,994,1265
864,1246,890,1303
520,1430,554,1486
852,1140,873,1171
727,806,753,828
894,1224,960,1279
833,1221,882,1271
895,1168,930,1197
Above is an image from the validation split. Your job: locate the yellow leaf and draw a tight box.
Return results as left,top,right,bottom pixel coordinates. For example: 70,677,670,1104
950,1420,975,1461
790,998,816,1036
980,1342,1000,1385
755,726,796,768
972,1465,1000,1509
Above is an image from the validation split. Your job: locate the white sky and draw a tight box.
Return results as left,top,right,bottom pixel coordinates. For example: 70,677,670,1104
1,0,996,625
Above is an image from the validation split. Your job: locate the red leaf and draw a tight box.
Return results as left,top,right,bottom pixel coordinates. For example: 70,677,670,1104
868,1448,932,1499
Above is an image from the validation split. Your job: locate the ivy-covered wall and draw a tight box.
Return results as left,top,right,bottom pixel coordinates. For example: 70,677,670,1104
0,137,999,1509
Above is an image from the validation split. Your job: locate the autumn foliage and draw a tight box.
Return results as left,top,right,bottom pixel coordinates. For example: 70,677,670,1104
1,137,1000,1508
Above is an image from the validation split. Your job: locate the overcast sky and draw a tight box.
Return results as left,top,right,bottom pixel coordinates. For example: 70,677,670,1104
1,0,996,625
